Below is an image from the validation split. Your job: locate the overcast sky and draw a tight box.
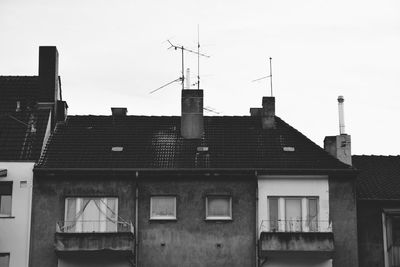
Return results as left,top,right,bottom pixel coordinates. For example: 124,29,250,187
1,0,399,155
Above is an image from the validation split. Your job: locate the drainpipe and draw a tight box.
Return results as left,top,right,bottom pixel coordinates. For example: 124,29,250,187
135,171,139,267
255,171,259,267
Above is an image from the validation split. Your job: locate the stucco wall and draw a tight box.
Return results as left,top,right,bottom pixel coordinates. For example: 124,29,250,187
329,175,358,267
0,162,34,267
137,175,256,267
29,174,135,267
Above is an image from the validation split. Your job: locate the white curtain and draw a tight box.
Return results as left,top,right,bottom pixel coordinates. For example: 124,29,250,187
207,197,230,217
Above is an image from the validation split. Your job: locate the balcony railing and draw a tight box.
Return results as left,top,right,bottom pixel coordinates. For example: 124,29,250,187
260,220,332,233
56,220,134,234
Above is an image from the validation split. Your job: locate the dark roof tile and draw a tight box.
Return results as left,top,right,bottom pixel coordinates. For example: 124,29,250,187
353,155,400,200
37,115,350,170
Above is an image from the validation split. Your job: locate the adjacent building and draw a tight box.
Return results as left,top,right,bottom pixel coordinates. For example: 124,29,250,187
354,155,400,267
0,46,67,267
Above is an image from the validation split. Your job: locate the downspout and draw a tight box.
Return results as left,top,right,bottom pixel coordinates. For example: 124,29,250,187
255,171,259,267
26,175,33,267
135,171,139,267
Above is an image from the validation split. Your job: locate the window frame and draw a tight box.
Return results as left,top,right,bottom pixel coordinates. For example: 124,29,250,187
268,196,320,232
149,195,177,220
0,182,12,217
63,196,119,233
205,195,232,221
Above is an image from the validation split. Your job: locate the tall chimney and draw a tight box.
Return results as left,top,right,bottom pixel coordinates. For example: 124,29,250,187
324,95,352,165
338,95,345,134
39,46,59,103
181,90,204,139
261,97,275,129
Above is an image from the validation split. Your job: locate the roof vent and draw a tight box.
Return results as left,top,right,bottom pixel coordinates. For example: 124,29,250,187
283,147,295,152
111,107,127,117
197,146,209,152
111,147,124,152
16,101,21,112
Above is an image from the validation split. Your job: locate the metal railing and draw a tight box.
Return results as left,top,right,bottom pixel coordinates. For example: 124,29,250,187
56,220,134,234
260,220,332,233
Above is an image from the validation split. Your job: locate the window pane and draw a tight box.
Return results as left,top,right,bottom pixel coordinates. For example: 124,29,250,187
308,198,318,231
151,196,176,218
0,182,12,195
0,254,10,267
207,197,231,218
0,195,12,216
269,198,278,231
106,198,117,231
285,199,301,231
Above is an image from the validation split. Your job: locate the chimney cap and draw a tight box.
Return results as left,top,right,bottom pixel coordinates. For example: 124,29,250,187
111,107,127,116
338,95,344,103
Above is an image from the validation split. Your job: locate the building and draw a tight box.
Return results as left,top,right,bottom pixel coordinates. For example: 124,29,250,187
30,88,359,266
0,46,67,267
354,155,400,267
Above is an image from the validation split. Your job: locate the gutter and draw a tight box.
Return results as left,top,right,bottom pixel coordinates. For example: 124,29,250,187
33,167,358,176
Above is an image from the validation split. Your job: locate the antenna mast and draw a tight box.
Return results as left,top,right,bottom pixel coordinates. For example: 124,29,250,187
269,57,273,96
167,39,209,91
252,57,274,96
197,25,200,90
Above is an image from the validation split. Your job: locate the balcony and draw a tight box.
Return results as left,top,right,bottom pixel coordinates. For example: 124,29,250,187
259,220,334,259
55,220,135,256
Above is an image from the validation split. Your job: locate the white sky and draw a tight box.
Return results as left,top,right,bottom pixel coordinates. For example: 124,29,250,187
1,0,399,155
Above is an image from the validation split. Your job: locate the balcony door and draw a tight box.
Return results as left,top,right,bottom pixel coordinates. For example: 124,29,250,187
285,198,302,231
64,197,118,233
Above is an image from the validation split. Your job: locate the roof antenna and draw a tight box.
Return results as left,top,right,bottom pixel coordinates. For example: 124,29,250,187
252,57,273,96
167,39,209,90
150,34,210,94
197,25,200,90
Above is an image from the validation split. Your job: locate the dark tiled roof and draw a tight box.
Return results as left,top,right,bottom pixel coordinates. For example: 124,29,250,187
37,115,350,170
353,155,400,200
0,76,50,161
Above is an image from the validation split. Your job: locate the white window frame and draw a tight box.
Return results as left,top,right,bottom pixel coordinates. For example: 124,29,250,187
150,196,177,220
268,196,319,232
205,196,232,220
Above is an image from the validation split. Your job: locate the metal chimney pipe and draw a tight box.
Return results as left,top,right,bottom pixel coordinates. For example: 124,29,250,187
186,68,190,89
338,95,345,134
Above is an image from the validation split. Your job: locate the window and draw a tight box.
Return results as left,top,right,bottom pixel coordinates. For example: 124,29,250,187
0,253,9,267
268,197,319,232
150,196,176,220
206,196,232,220
0,182,12,217
64,197,118,232
384,212,400,267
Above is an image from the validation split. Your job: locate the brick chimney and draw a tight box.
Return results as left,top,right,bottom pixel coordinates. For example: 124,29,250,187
324,96,352,165
250,96,276,129
39,46,59,103
181,90,204,139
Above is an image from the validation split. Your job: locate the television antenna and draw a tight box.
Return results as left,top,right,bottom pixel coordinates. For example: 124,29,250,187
150,30,210,94
252,57,273,96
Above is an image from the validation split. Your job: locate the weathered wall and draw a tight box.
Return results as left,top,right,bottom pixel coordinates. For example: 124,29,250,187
137,175,256,267
29,173,135,267
357,200,400,267
329,175,358,267
58,255,131,267
0,162,34,267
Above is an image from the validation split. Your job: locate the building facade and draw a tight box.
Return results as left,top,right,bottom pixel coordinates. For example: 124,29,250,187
0,46,67,267
29,90,359,266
